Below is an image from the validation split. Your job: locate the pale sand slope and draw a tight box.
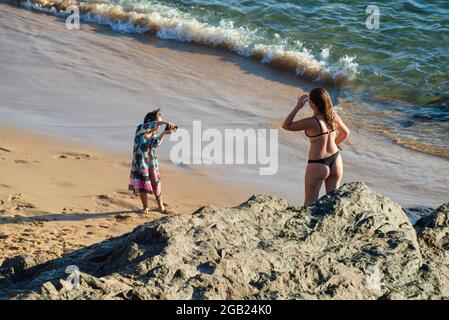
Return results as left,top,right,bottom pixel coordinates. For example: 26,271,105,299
0,126,245,265
1,4,448,208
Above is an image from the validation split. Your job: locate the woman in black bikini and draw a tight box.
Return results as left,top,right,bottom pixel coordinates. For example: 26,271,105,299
282,87,350,206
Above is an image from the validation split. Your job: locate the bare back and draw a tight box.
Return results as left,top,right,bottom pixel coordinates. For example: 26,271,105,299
305,115,339,160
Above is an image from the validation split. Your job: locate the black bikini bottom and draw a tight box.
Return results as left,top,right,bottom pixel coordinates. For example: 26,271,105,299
308,151,340,168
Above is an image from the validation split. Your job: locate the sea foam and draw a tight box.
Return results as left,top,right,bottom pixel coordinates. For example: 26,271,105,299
18,0,358,85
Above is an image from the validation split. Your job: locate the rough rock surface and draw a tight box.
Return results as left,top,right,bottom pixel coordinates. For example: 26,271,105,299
1,182,448,300
413,203,449,298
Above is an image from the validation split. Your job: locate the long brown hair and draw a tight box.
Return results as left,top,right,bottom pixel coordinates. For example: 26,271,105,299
309,88,335,128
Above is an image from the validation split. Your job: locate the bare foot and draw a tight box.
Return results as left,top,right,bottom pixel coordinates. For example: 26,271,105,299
142,208,151,215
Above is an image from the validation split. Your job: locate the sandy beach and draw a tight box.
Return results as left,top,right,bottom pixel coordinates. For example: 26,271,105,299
1,3,448,209
0,2,448,275
0,125,245,265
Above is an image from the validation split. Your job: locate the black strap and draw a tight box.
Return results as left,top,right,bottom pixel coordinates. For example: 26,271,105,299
313,116,323,134
306,116,332,138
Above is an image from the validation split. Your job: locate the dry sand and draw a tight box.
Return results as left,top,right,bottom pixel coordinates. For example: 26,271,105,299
0,126,245,265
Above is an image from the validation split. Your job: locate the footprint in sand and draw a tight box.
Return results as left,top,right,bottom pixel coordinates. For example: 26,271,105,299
97,194,113,201
107,214,134,223
55,152,92,160
0,147,10,161
115,190,138,200
8,193,24,202
7,193,35,211
55,181,76,188
13,159,28,164
60,207,89,214
10,203,35,212
96,194,113,208
95,193,140,211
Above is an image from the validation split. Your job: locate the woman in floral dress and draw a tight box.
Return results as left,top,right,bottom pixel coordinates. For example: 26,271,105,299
129,108,176,214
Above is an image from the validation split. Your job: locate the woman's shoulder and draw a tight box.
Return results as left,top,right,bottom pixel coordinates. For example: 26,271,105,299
306,115,320,123
300,116,321,129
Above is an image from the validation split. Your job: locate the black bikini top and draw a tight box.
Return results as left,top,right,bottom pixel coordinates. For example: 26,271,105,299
305,116,336,138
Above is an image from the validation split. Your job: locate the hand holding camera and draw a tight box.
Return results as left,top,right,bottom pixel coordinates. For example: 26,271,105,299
165,122,178,134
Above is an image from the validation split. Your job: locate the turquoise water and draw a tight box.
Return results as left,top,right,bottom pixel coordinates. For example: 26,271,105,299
20,0,449,156
107,0,449,103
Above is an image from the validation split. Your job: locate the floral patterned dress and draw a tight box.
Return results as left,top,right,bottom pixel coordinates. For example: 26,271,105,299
128,122,162,197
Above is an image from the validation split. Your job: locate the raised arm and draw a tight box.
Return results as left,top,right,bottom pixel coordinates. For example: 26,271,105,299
334,114,350,145
147,123,176,144
282,95,312,132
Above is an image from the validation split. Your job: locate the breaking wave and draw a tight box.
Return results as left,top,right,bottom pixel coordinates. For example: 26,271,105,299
17,0,359,85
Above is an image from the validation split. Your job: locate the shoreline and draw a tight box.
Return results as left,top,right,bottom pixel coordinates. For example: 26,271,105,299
6,1,448,159
12,0,358,85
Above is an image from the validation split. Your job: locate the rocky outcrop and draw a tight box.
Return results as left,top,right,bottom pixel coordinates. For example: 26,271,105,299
1,182,448,300
413,203,449,298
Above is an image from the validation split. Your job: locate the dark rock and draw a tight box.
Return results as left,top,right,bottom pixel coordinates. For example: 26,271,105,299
1,254,37,278
2,183,448,300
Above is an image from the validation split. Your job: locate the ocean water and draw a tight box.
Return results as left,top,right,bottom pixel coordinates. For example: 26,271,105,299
17,0,449,157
